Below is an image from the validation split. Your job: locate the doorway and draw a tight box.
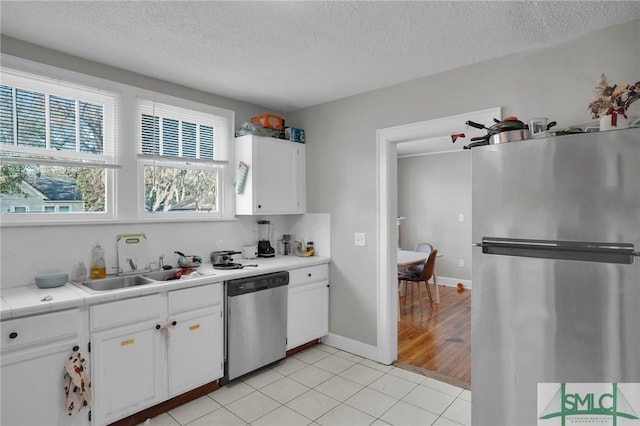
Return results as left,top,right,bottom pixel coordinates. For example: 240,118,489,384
396,148,472,386
374,107,501,379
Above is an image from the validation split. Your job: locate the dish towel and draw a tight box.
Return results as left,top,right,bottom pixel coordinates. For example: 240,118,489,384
63,351,92,415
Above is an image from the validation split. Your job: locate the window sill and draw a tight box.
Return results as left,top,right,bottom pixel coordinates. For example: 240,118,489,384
0,216,239,227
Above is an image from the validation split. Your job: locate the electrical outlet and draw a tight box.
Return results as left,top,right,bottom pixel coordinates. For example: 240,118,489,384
354,232,366,247
459,259,465,267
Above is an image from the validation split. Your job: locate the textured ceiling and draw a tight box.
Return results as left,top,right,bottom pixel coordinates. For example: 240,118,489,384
1,1,640,113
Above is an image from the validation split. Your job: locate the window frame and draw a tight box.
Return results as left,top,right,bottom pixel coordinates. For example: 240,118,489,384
0,62,118,224
138,157,224,218
135,92,234,221
0,55,236,226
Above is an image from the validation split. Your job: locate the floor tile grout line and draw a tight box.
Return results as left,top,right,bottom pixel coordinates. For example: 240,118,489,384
430,393,469,426
167,395,222,426
248,388,316,426
157,344,471,426
367,393,405,424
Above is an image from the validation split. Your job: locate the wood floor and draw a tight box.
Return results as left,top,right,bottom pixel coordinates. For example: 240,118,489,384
397,282,471,388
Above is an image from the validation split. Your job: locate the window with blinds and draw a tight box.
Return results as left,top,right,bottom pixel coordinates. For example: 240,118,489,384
137,99,230,215
0,68,117,218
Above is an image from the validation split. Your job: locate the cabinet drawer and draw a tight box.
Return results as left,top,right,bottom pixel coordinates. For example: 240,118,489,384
91,294,163,331
1,309,80,351
168,284,222,314
289,264,329,287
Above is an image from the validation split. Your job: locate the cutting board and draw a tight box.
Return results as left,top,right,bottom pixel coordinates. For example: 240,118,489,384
116,233,149,274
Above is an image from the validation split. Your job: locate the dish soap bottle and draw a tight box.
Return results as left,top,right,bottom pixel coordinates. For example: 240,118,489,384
90,243,106,279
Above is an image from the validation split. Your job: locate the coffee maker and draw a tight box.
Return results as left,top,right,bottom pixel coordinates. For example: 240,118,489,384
257,220,275,258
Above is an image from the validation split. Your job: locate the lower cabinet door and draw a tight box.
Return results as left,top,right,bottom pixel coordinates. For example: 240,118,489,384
91,321,165,425
167,306,223,397
1,339,87,426
287,281,329,350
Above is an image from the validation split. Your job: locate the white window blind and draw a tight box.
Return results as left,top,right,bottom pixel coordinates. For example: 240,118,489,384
137,98,231,216
137,99,228,163
0,68,117,168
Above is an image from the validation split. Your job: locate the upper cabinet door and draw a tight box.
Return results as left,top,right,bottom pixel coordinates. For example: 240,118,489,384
235,135,306,215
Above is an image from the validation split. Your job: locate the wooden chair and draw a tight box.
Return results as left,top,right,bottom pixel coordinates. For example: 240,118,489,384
398,249,438,316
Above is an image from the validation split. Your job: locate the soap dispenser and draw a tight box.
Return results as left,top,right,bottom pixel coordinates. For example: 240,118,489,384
90,243,106,279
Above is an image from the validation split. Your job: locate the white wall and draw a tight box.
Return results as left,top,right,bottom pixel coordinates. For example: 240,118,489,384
288,20,640,347
398,151,471,282
0,214,330,289
0,36,333,290
2,21,639,350
0,35,283,125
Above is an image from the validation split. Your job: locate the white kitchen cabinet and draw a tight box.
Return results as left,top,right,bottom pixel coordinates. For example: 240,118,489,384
90,294,165,425
89,284,224,425
1,309,87,426
287,264,329,350
235,134,306,215
167,285,223,396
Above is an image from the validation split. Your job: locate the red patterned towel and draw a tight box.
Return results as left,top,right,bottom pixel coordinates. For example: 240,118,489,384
63,351,92,415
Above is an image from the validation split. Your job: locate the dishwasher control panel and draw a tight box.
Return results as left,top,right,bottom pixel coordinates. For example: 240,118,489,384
226,271,289,296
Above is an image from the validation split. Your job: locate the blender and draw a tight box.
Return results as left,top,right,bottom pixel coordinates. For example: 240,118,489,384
257,220,275,257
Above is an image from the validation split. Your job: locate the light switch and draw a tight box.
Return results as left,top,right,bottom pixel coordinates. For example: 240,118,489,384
354,232,366,246
458,214,464,222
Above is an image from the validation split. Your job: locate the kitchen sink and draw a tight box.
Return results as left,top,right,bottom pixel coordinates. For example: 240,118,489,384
81,274,155,292
142,269,178,281
78,267,209,293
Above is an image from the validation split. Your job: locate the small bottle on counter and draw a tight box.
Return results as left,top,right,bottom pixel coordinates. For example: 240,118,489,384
90,243,106,279
304,242,315,257
75,262,87,282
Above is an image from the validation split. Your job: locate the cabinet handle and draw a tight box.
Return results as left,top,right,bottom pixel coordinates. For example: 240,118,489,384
308,273,312,277
258,205,262,209
155,324,161,330
9,332,18,339
172,321,177,326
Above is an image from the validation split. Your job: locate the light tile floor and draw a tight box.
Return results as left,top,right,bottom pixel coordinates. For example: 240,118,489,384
140,344,471,426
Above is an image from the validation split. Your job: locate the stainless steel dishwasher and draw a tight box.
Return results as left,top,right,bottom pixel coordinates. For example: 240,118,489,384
221,271,288,384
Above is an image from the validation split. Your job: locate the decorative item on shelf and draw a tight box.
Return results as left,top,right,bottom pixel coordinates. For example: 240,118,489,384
250,114,284,130
235,121,280,138
284,127,305,143
588,74,640,131
235,161,249,194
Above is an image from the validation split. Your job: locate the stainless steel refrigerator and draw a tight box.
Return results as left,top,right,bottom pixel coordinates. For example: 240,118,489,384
471,128,640,425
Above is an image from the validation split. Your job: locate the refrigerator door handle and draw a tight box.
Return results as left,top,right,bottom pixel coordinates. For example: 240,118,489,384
476,237,637,264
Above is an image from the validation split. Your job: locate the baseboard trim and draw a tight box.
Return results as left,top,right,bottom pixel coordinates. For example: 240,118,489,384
437,276,472,289
108,381,220,426
321,333,383,363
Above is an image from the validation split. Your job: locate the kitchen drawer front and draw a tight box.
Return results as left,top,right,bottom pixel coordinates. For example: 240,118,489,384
289,264,329,287
91,294,163,331
1,309,80,352
168,283,222,314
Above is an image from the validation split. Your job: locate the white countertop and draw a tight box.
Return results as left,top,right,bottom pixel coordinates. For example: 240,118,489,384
1,255,330,320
